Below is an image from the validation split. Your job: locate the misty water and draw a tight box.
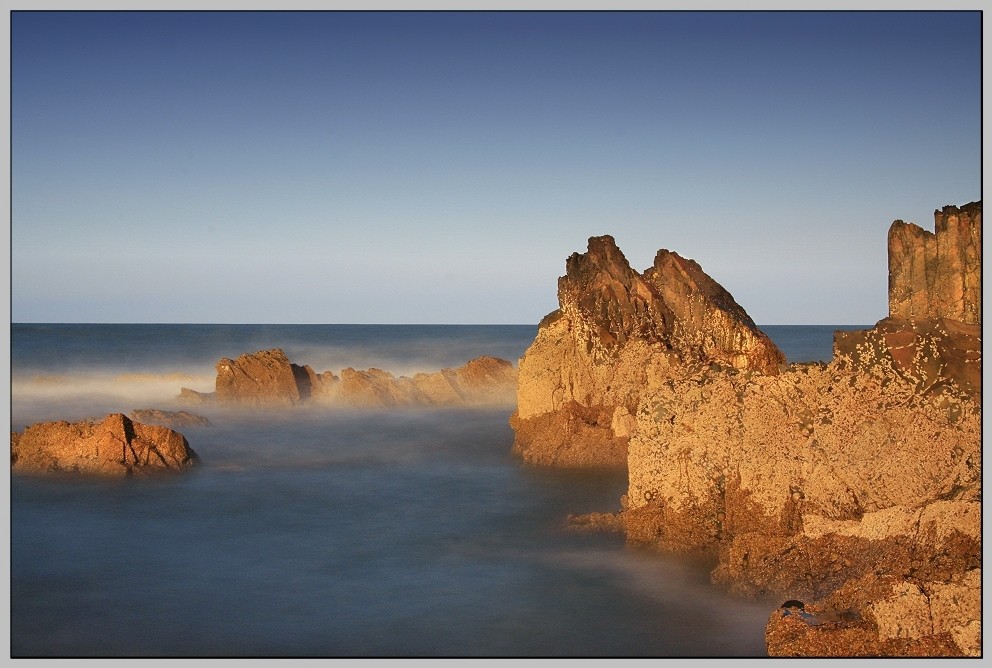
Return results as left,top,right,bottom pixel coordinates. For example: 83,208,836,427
9,324,859,657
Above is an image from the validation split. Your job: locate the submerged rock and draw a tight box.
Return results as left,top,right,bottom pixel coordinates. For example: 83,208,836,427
11,413,200,477
128,409,211,428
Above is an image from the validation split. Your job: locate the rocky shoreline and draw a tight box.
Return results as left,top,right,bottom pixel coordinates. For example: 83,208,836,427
10,201,981,657
510,201,981,657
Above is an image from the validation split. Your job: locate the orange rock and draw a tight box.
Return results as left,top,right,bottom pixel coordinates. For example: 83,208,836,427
11,413,199,477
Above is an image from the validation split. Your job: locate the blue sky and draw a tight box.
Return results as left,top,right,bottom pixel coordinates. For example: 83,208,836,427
10,10,982,324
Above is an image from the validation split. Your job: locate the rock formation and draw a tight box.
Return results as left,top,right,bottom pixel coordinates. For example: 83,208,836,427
888,201,981,323
181,350,517,409
510,235,784,469
214,348,319,406
11,413,200,477
513,202,981,656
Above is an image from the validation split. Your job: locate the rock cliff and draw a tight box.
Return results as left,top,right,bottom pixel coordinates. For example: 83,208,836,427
183,350,517,409
11,413,200,477
515,202,981,656
511,235,783,468
888,201,981,323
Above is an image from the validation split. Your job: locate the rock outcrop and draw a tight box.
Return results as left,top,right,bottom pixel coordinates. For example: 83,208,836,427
513,202,981,656
511,235,784,469
888,201,981,324
215,348,320,406
11,413,200,477
182,350,517,409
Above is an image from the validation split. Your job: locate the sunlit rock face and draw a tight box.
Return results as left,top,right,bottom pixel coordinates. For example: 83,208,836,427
10,413,200,476
764,567,980,657
511,235,783,469
215,348,315,406
614,202,981,657
888,201,981,324
625,359,981,637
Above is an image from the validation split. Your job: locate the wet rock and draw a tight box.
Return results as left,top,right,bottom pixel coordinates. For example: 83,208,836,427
128,409,211,428
11,413,199,477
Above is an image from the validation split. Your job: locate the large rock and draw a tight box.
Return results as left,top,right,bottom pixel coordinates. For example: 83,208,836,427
215,348,317,406
511,235,784,469
624,362,980,555
888,201,981,324
11,413,200,477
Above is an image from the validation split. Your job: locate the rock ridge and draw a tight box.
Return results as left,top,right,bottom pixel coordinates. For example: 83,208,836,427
182,350,518,409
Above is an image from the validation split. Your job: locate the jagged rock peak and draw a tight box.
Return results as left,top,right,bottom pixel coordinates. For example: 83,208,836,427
556,235,784,374
558,235,675,350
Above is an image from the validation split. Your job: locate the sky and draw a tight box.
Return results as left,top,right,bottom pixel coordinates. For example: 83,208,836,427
9,9,984,325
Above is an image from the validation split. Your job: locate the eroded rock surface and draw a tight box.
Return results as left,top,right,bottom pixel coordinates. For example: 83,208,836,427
511,235,783,469
11,413,199,477
834,315,981,398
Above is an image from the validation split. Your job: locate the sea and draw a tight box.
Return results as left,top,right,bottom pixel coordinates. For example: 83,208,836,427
8,323,865,658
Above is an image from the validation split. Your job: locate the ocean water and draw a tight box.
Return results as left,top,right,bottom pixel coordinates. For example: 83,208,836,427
9,323,856,658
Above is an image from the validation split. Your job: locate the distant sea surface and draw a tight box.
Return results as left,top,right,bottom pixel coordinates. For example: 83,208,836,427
10,323,863,658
